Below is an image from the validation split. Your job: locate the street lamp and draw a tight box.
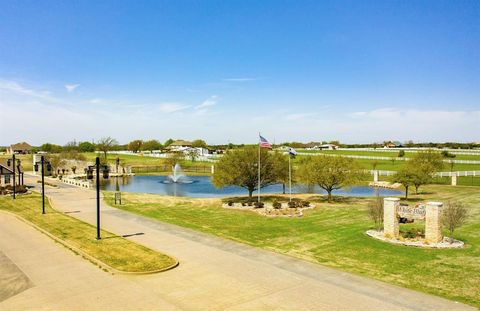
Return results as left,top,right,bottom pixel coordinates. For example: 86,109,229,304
85,157,110,240
34,156,52,214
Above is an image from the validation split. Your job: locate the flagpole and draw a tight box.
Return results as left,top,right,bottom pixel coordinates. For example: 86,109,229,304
289,154,292,202
258,133,261,203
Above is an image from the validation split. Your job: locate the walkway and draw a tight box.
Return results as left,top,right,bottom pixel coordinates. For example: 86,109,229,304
0,174,474,310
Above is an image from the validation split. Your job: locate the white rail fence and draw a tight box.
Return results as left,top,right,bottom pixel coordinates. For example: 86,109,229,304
337,147,480,156
296,152,480,164
368,170,480,177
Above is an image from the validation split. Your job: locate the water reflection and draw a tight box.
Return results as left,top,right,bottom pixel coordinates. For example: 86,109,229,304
96,175,403,198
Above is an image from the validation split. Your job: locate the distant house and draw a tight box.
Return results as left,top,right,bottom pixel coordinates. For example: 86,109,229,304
384,141,403,148
168,140,193,152
7,142,33,154
310,144,338,150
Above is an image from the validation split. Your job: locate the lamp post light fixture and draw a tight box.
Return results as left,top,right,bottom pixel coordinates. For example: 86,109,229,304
86,157,110,240
34,156,52,214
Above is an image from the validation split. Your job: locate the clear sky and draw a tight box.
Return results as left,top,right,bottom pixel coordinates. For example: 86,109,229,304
0,0,479,145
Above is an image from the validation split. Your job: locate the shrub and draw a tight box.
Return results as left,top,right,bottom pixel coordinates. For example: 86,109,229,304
254,202,264,208
227,201,234,206
368,196,384,231
302,201,310,207
288,201,297,208
241,202,246,206
272,201,282,209
247,201,253,206
442,201,468,241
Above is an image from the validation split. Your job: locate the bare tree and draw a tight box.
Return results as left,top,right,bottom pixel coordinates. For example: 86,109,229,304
368,196,384,231
96,137,118,160
442,201,468,242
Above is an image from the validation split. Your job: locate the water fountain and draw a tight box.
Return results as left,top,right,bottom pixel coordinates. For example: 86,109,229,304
164,163,193,184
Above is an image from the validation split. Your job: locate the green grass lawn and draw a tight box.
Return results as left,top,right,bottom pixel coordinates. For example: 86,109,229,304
298,149,480,161
104,185,480,307
0,193,176,273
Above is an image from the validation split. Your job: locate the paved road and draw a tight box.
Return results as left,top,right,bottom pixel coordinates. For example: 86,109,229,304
0,174,474,310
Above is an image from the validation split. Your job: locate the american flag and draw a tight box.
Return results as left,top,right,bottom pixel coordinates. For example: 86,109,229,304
259,135,272,149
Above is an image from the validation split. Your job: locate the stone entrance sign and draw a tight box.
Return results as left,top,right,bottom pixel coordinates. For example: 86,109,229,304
383,198,443,243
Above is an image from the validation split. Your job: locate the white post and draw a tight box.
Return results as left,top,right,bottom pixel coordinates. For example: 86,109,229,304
258,133,261,203
211,165,215,174
373,170,379,182
289,155,292,202
451,172,457,186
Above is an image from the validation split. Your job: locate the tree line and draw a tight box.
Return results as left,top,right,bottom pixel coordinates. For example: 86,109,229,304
212,147,446,201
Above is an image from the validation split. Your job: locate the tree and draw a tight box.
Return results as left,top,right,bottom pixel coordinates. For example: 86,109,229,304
63,140,79,151
185,149,199,162
40,143,63,153
127,140,143,153
442,201,468,241
78,141,95,152
165,152,184,169
96,137,118,160
403,150,444,194
45,154,66,177
141,139,162,151
296,156,365,202
398,150,405,158
212,146,286,199
164,138,174,147
392,168,416,199
368,195,384,231
191,139,207,148
409,150,444,175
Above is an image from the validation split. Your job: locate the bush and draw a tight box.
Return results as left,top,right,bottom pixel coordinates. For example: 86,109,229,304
288,201,297,208
302,201,310,207
227,201,234,206
272,201,282,209
241,202,246,206
368,196,384,231
254,202,264,208
443,201,468,240
401,228,424,239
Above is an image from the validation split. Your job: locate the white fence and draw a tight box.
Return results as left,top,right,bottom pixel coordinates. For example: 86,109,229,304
336,147,480,156
296,152,480,164
62,177,91,189
368,170,480,177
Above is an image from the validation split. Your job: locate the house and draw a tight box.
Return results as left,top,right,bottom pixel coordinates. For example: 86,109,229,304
312,144,338,150
383,141,403,148
167,140,193,152
7,142,33,154
0,161,23,187
0,163,14,187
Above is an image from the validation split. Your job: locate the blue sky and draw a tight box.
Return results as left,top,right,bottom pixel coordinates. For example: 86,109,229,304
0,0,479,145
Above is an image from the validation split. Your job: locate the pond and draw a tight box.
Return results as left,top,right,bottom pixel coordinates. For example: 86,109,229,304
98,175,403,198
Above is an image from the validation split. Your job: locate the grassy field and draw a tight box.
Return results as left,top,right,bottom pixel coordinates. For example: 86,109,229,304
293,154,480,172
298,149,480,161
0,193,176,272
104,185,480,307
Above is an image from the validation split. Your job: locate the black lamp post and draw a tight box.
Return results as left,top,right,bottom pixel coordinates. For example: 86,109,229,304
34,156,52,214
86,157,109,240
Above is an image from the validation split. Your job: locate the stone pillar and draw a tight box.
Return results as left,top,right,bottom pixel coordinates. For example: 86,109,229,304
373,170,379,182
32,154,39,175
0,175,4,186
425,202,443,243
211,165,215,174
451,173,457,186
383,198,400,239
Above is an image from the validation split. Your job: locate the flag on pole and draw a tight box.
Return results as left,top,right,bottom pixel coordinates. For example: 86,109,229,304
259,135,272,149
287,147,297,157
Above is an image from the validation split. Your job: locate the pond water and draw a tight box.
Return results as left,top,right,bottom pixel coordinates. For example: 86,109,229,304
98,175,403,198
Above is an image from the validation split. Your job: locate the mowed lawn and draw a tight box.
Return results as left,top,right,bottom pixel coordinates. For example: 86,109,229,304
105,185,480,307
0,193,177,272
